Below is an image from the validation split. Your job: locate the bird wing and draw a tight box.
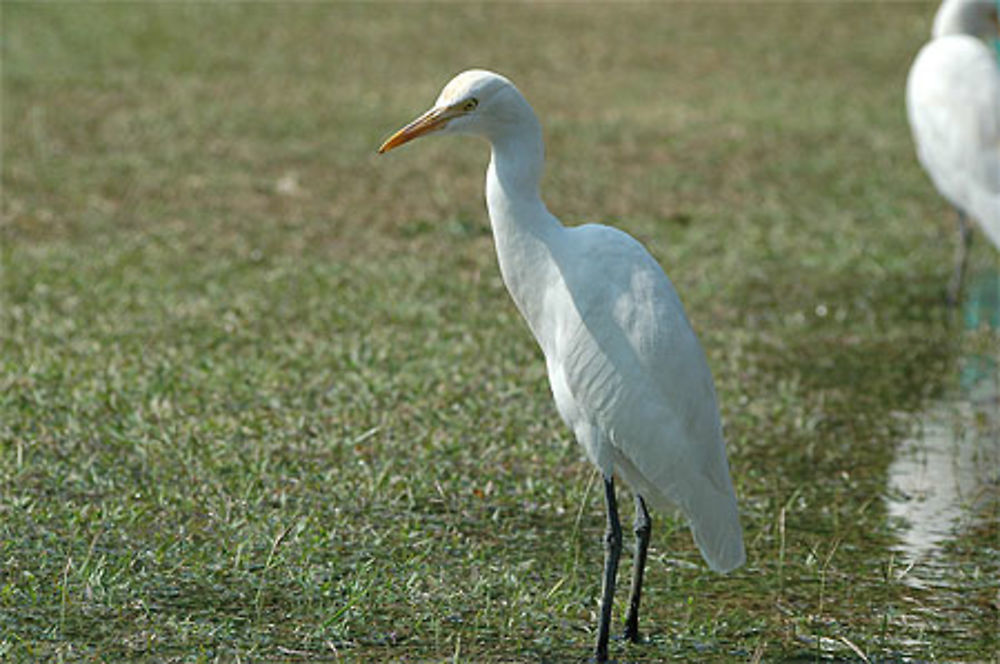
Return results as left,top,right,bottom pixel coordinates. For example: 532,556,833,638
546,224,744,572
906,34,1000,244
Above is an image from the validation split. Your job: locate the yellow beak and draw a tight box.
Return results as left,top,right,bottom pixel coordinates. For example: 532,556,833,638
378,106,460,154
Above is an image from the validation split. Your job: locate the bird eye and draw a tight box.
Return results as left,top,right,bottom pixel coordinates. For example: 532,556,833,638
463,98,478,112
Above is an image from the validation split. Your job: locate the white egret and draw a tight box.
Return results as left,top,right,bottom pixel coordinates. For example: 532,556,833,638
906,0,1000,303
378,70,744,662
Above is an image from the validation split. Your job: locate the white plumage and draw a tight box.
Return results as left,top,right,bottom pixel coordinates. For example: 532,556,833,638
906,0,1000,299
537,221,744,571
379,69,743,661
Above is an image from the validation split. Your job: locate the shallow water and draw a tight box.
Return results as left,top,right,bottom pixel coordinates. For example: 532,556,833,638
886,272,1000,588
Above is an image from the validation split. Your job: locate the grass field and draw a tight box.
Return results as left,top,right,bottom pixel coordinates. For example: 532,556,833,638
3,2,998,662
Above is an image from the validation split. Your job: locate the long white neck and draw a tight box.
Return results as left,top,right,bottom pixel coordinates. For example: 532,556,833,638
484,110,563,336
933,0,996,38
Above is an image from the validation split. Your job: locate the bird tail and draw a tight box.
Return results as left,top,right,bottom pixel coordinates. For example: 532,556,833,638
685,479,746,573
614,451,746,573
969,188,1000,249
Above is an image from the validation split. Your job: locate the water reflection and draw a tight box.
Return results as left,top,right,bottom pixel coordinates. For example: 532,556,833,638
886,271,1000,585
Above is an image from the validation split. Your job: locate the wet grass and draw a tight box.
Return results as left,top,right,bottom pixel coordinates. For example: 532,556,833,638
3,2,998,662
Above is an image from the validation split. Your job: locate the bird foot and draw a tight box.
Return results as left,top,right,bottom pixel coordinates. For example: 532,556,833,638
622,627,644,644
946,284,962,308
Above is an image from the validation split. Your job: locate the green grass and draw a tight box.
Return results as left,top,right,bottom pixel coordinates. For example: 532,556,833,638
3,2,998,662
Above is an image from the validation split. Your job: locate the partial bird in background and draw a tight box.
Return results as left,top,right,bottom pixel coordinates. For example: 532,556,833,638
906,0,1000,303
378,70,744,662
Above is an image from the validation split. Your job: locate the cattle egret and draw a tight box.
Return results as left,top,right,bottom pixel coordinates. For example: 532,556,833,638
906,0,1000,303
378,70,745,662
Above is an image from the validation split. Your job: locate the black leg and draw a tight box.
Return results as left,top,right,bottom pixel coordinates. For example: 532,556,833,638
595,476,622,663
948,210,972,306
623,494,651,642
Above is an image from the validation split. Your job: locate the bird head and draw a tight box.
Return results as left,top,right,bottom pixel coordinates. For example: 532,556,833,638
378,69,527,153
